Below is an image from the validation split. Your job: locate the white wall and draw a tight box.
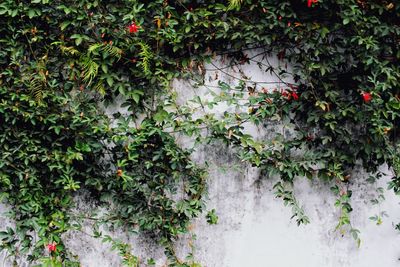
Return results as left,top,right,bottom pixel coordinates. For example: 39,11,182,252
188,153,400,267
170,53,400,266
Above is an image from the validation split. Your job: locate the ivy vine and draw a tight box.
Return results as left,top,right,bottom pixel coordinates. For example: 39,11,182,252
0,0,399,266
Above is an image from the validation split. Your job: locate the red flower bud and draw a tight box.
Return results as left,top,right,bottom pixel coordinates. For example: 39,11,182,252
307,0,318,7
291,91,299,100
128,22,140,33
362,92,372,103
281,90,290,99
46,242,56,252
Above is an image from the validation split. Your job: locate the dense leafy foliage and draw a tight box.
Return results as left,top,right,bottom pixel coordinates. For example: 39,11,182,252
0,0,399,265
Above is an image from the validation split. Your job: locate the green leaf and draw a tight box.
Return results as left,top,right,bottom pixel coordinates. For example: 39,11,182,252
28,9,36,18
106,76,113,87
154,109,168,123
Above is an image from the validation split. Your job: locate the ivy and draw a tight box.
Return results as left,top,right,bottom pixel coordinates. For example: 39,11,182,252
0,0,399,265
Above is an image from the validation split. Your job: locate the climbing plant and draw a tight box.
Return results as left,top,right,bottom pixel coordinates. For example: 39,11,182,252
0,0,399,266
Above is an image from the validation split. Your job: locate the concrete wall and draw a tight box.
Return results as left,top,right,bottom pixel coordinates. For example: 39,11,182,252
1,52,399,267
169,53,400,267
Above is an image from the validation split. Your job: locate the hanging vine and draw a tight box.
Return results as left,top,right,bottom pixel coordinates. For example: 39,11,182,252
0,0,399,266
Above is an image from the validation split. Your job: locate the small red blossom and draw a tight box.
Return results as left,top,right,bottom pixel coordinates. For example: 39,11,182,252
278,16,282,21
128,22,140,33
291,91,299,100
287,22,291,27
307,0,318,7
281,90,291,99
46,242,56,252
362,92,372,103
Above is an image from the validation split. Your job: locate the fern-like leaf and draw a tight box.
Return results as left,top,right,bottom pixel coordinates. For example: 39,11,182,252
93,80,106,96
228,0,242,10
88,43,103,54
29,76,45,103
101,44,122,60
52,42,80,56
81,43,122,86
88,43,122,60
80,55,99,85
138,42,153,76
60,45,80,56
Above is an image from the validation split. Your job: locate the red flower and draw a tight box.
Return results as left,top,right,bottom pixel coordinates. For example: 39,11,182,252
278,16,282,21
307,0,318,7
128,22,140,33
46,242,56,252
362,92,372,103
281,90,290,99
291,91,299,100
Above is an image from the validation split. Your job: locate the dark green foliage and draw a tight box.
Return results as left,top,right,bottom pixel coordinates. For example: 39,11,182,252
0,0,399,265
